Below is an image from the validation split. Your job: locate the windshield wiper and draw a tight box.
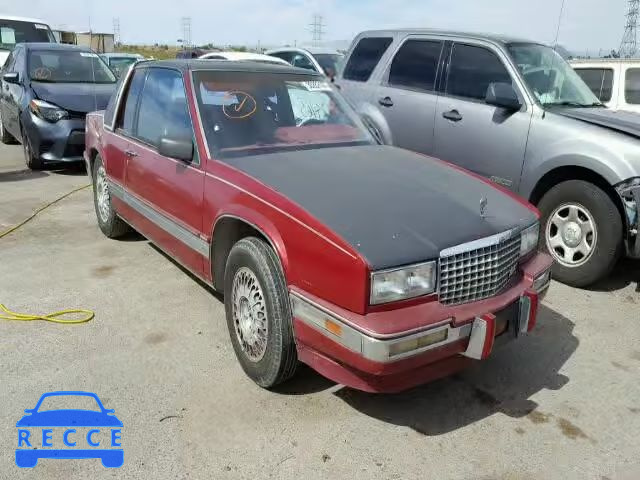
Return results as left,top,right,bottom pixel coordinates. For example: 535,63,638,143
544,101,605,108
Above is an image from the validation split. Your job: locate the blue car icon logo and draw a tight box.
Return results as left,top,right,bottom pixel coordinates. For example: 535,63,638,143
16,391,123,468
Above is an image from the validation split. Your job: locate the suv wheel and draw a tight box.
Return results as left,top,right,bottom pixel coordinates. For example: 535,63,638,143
537,180,622,287
92,155,131,238
224,237,298,388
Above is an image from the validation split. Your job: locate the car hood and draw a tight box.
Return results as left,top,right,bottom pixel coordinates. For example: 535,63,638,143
225,145,537,269
16,410,123,427
552,107,640,138
31,82,116,113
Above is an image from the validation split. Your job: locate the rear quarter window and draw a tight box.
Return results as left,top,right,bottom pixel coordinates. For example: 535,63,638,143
574,68,613,102
343,37,393,82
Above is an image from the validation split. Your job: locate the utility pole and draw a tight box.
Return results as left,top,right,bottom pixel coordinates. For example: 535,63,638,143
181,17,192,48
112,18,121,45
309,14,325,47
620,0,639,58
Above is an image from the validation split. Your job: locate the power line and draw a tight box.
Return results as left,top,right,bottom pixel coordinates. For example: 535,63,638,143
620,0,639,58
309,14,325,47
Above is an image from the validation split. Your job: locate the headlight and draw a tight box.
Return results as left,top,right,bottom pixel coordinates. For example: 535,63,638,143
520,222,539,257
29,99,68,123
370,261,436,305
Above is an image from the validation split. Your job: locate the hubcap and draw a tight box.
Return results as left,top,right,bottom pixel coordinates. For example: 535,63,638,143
231,267,268,362
546,203,597,267
96,166,111,223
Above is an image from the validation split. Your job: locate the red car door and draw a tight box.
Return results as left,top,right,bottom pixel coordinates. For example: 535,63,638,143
121,67,206,276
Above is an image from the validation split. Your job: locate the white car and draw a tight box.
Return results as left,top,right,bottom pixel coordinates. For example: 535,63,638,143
0,16,56,66
265,47,344,77
198,51,290,66
571,58,640,113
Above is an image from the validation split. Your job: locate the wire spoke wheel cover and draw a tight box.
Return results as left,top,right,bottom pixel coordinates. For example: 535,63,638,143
232,267,268,362
96,165,111,223
545,202,597,267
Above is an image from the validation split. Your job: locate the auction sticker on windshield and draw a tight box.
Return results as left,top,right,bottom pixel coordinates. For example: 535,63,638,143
15,391,123,468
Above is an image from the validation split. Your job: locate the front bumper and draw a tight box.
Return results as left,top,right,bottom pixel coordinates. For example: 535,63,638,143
291,252,553,393
616,178,640,258
22,111,86,164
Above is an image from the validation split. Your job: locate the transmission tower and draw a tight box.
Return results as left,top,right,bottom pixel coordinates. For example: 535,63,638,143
309,14,325,47
181,17,192,48
113,18,121,45
620,0,639,58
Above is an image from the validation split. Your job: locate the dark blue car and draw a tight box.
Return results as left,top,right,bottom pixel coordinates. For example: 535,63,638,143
0,43,116,169
16,391,123,468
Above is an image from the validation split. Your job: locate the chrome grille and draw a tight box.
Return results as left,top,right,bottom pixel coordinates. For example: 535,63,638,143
439,232,521,306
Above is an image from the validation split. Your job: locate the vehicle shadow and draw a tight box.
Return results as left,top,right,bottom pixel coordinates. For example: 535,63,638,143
333,304,577,436
272,364,337,395
0,169,48,182
50,164,87,176
587,259,640,293
148,243,223,302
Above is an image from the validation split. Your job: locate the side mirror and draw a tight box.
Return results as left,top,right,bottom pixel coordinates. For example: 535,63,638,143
3,72,20,85
485,82,521,110
158,135,193,162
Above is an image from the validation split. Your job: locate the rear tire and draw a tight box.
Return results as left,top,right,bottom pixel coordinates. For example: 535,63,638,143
0,111,16,144
22,128,42,170
92,154,131,238
224,237,298,388
537,180,622,287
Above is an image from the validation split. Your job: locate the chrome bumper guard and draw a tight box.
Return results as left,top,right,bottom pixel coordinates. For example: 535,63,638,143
291,289,539,364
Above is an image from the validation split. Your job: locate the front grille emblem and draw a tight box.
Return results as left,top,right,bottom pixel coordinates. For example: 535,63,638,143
479,197,488,218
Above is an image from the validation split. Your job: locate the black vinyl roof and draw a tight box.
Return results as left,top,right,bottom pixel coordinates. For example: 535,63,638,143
134,58,321,76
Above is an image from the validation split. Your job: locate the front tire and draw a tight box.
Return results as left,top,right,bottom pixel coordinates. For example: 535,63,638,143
22,128,42,170
538,180,622,287
92,155,130,238
224,237,298,388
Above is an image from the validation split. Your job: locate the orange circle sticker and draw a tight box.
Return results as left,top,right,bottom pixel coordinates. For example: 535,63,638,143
222,91,257,119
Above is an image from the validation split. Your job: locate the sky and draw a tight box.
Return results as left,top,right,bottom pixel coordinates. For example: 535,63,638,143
1,0,629,53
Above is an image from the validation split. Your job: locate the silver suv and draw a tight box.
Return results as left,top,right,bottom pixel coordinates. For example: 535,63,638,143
336,29,640,287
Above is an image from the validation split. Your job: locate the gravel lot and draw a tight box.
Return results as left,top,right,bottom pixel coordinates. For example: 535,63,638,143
1,142,639,480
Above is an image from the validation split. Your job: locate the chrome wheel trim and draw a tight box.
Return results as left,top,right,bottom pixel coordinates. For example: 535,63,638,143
545,202,597,267
96,165,111,223
232,267,268,362
0,112,4,137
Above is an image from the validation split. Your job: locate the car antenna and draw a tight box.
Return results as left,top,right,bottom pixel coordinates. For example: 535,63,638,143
543,0,566,117
88,0,98,112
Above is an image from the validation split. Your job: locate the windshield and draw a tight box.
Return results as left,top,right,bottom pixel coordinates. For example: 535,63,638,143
313,53,343,76
508,43,601,107
193,71,373,159
0,20,55,50
107,57,138,78
28,50,116,84
36,394,102,412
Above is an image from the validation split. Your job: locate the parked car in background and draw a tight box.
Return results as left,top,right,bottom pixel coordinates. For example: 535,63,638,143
0,43,116,169
100,52,145,78
571,58,640,113
199,51,290,66
266,47,344,77
84,59,552,393
336,29,640,287
0,15,56,66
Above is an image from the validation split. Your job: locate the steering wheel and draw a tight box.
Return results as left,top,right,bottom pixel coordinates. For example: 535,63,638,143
297,118,325,127
33,67,52,80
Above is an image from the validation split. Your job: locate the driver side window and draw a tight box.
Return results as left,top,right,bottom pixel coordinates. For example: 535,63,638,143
135,68,192,148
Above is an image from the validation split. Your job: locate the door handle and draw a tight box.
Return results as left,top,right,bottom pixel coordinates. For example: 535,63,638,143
378,96,394,107
442,109,463,122
125,149,139,157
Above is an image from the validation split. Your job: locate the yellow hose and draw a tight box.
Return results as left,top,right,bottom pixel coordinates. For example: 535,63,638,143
0,184,90,239
0,304,94,324
0,184,95,324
